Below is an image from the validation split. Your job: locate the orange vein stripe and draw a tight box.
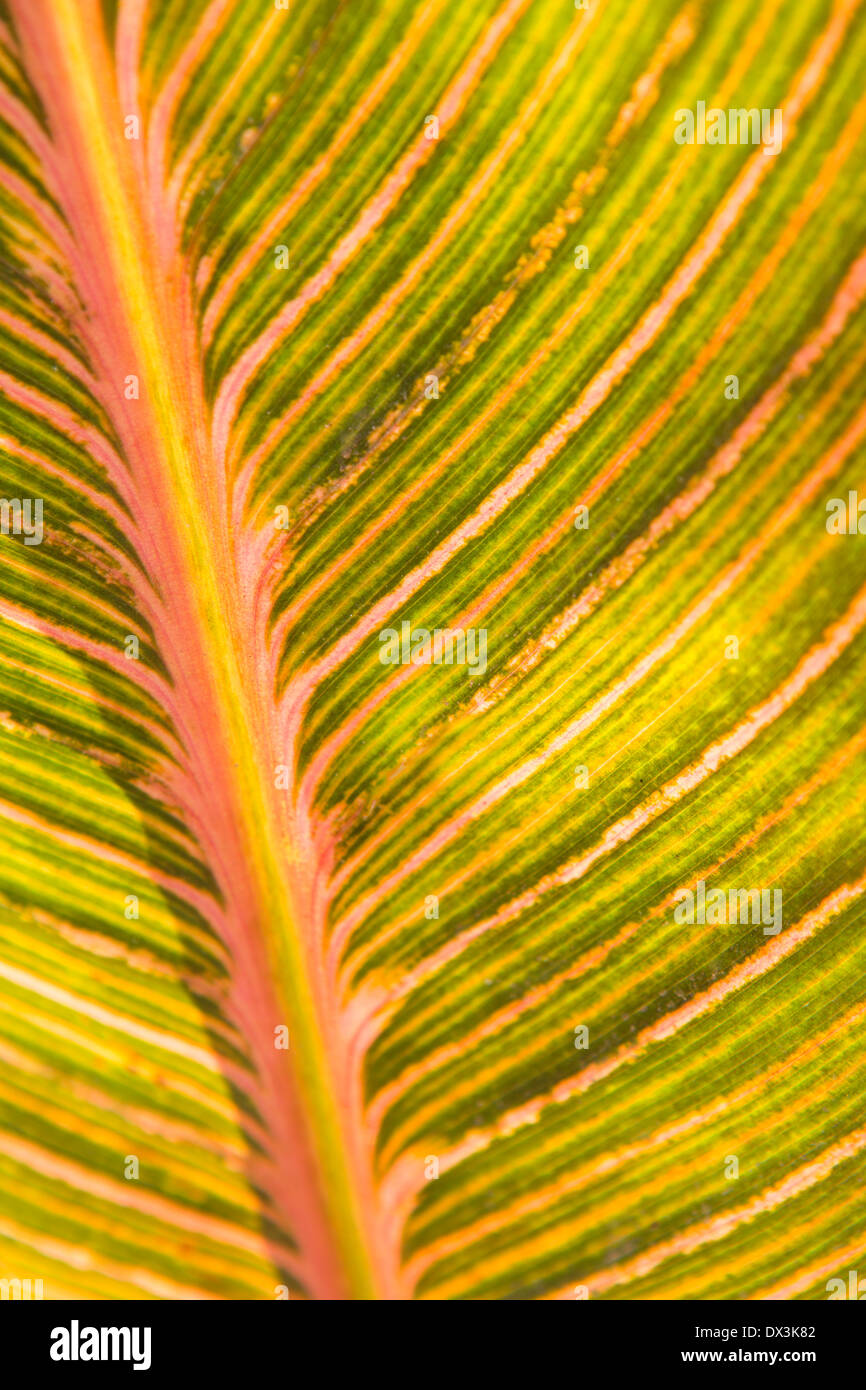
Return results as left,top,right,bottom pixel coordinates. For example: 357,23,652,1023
365,723,866,1130
297,278,865,847
405,999,866,1286
210,0,535,458
0,1132,297,1264
145,0,235,229
759,1237,866,1299
0,957,246,1076
0,1214,223,1298
170,6,292,226
233,0,616,469
329,413,866,960
429,878,866,1178
280,0,851,752
541,1122,866,1299
324,290,866,920
199,0,458,342
376,779,864,1172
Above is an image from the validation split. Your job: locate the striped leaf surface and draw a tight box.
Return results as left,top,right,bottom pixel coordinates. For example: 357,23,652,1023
0,0,865,1299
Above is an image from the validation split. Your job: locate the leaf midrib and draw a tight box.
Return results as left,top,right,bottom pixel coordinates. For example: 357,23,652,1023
20,0,381,1300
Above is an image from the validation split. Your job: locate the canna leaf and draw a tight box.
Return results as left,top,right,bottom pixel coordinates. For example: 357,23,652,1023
0,0,865,1300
